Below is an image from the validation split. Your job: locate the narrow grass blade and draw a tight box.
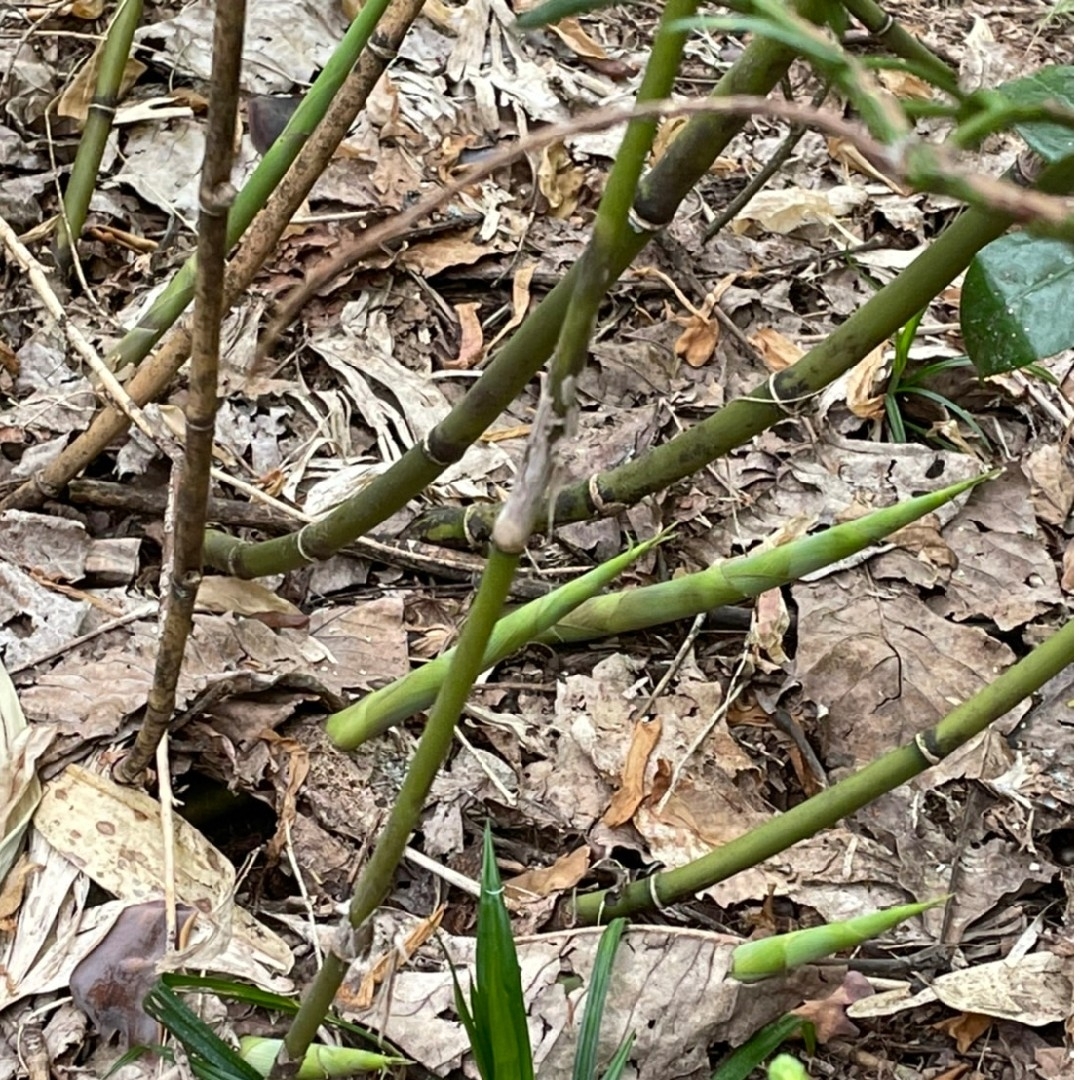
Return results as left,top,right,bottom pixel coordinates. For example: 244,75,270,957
573,918,628,1080
711,1013,810,1080
475,823,535,1080
144,982,262,1080
599,1033,636,1080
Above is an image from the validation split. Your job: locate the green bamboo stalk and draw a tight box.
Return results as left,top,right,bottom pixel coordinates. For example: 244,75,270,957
690,0,910,145
415,153,1072,544
551,0,698,388
276,549,521,1069
326,531,667,748
329,476,984,747
540,477,987,642
200,0,834,578
573,619,1073,922
729,898,944,981
54,0,144,278
107,0,394,372
840,0,959,95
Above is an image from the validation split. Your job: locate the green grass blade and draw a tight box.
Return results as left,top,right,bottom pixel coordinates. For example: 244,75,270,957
884,392,907,442
903,385,986,431
144,982,263,1080
711,1013,809,1080
905,355,974,385
599,1032,636,1080
475,823,535,1080
573,918,629,1080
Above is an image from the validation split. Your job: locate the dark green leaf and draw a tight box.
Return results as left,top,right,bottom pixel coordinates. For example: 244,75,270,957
573,918,628,1080
996,65,1074,164
144,983,263,1080
961,234,1073,376
711,1014,809,1080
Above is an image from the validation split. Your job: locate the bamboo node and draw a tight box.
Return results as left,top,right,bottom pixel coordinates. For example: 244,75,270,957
914,731,943,765
628,206,665,234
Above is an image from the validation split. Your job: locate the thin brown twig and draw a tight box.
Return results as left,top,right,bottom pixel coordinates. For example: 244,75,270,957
0,212,159,442
258,94,1070,359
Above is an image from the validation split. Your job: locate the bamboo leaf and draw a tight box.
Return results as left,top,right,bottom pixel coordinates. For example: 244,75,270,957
475,823,535,1079
573,918,629,1080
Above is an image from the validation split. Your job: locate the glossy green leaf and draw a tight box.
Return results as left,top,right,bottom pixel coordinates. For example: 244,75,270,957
961,234,1073,376
996,65,1074,164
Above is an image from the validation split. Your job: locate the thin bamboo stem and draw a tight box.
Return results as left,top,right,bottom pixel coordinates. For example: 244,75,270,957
573,619,1074,922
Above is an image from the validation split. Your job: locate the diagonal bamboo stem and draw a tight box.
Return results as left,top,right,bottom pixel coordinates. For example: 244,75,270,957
573,618,1074,922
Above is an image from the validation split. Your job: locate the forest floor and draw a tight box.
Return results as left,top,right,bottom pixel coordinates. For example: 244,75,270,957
0,0,1073,1077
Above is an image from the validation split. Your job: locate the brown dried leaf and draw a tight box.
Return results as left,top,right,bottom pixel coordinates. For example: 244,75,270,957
845,344,889,419
674,313,720,368
792,971,875,1042
550,18,608,59
505,845,590,902
603,718,662,827
538,141,584,219
749,327,805,372
445,302,484,369
934,1011,995,1053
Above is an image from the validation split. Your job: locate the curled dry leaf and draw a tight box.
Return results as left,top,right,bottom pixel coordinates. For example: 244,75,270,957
749,327,805,372
69,900,196,1049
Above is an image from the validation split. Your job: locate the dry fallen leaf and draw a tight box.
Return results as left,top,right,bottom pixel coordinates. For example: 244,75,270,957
604,718,663,827
845,344,889,420
505,844,590,901
34,765,293,980
538,141,585,219
749,326,805,372
934,1010,995,1053
850,952,1073,1027
674,312,720,368
446,302,484,369
551,18,608,60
